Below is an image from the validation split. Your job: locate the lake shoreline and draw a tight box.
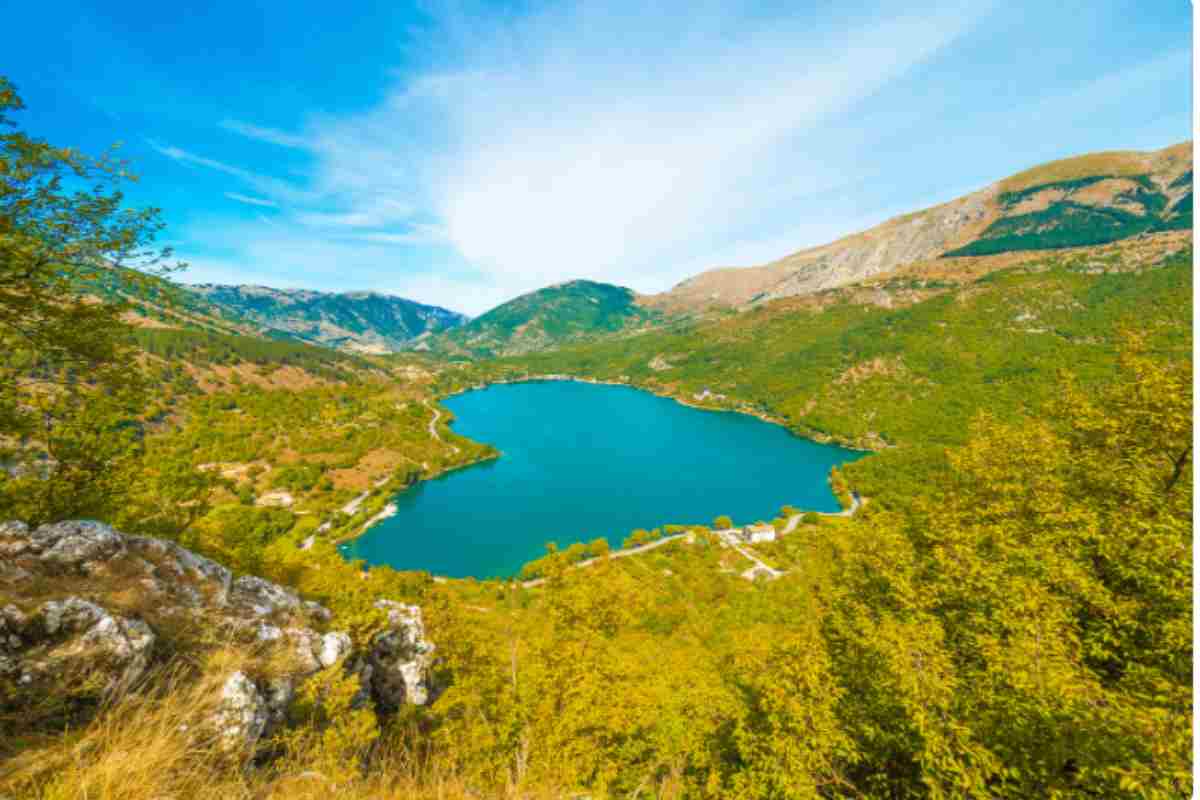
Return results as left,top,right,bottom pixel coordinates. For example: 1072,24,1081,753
332,451,501,546
443,373,880,454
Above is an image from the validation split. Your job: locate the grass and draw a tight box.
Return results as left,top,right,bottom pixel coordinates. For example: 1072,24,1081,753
996,150,1154,194
0,657,564,800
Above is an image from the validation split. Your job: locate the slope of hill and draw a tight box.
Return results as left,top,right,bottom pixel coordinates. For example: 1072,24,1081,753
422,279,663,357
188,285,467,353
500,233,1191,452
645,142,1192,313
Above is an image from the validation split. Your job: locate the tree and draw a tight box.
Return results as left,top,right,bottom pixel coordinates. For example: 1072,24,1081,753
623,528,651,547
0,77,181,524
712,515,733,530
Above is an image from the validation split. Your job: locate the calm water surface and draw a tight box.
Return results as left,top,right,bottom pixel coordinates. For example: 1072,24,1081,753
340,381,864,578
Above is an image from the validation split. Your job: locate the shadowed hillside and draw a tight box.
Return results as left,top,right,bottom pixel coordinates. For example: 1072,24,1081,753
189,285,467,353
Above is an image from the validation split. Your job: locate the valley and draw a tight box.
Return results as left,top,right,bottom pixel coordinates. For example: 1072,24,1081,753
0,70,1191,800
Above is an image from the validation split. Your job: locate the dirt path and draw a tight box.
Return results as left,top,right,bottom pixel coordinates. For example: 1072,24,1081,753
778,491,862,534
307,401,473,545
713,529,784,580
521,531,695,588
424,400,460,454
519,492,866,586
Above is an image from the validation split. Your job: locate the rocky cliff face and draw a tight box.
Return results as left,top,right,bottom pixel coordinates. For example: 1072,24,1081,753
0,520,435,749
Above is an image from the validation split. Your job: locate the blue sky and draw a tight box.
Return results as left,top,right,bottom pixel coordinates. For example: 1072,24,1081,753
7,1,1192,314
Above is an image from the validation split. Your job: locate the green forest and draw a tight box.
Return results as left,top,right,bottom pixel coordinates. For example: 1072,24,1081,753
945,174,1192,256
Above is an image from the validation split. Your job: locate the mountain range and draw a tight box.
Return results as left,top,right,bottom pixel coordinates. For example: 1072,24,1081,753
186,285,467,353
111,141,1191,357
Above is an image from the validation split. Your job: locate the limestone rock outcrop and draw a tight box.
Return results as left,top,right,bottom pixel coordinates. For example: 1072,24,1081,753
353,600,436,711
0,519,437,750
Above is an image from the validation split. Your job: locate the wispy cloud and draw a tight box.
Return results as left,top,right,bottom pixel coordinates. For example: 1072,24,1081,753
354,224,448,245
166,1,1007,311
150,140,310,204
224,192,278,208
220,119,311,150
294,197,415,229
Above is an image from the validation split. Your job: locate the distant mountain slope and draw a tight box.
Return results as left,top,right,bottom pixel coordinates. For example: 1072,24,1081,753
646,142,1192,313
509,234,1191,451
188,285,467,353
423,280,661,357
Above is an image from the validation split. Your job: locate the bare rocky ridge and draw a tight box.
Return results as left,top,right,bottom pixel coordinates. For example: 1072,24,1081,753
644,142,1192,314
0,520,435,748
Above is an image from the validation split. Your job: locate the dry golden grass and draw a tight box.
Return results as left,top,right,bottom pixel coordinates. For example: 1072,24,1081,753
0,655,567,800
329,449,411,491
998,141,1190,193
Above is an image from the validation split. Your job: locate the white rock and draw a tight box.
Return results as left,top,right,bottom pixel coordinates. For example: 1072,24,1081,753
230,576,301,617
356,601,436,709
32,521,126,567
215,671,269,747
318,632,352,668
256,624,283,642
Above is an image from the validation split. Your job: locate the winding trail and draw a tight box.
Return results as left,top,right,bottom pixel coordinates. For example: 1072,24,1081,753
521,531,695,588
520,491,864,587
729,491,862,580
307,400,470,548
424,400,460,454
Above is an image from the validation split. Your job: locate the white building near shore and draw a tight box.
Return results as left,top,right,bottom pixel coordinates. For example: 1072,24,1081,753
743,523,776,543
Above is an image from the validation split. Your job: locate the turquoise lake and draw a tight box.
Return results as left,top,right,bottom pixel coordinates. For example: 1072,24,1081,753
339,381,865,578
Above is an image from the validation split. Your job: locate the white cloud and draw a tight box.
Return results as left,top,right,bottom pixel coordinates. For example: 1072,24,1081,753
355,224,448,245
300,1,985,297
224,192,278,208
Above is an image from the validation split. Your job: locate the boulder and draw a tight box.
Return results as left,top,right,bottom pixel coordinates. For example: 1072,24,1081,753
230,575,302,618
1,520,127,573
1,596,155,691
127,535,233,605
319,631,352,668
353,600,436,711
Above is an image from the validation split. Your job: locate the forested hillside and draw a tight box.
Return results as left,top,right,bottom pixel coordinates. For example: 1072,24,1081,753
81,267,467,353
424,279,664,357
499,233,1190,451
